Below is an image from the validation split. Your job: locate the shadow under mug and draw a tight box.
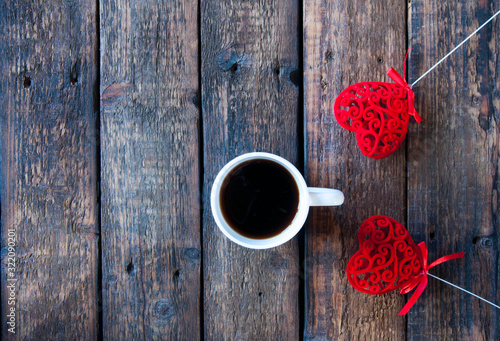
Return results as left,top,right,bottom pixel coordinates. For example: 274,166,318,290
211,152,344,249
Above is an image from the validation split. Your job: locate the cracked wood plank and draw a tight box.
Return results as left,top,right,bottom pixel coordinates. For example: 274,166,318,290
408,1,499,339
0,0,99,338
304,0,407,339
201,0,301,339
99,0,201,339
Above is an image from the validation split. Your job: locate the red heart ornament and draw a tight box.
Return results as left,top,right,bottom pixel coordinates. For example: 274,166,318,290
346,215,465,315
334,68,422,159
346,215,422,294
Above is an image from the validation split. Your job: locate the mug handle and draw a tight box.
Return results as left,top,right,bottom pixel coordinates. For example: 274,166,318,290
308,187,344,206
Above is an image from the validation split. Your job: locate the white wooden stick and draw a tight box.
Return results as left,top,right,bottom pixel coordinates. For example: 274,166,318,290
427,272,500,310
412,9,500,87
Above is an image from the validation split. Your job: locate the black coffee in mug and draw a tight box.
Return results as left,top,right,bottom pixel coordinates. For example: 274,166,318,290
219,159,300,239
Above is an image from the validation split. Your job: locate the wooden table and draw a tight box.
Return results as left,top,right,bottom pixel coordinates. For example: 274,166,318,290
1,0,498,339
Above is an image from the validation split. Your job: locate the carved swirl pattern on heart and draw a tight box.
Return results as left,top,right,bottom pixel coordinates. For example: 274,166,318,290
334,68,422,159
346,215,465,315
346,215,423,294
334,81,409,159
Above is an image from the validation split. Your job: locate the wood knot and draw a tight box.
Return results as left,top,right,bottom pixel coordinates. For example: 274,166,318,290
189,90,201,108
482,238,493,248
477,95,491,132
267,252,286,269
101,82,131,107
325,50,334,62
217,47,241,72
217,45,248,73
473,236,493,248
320,75,329,89
184,247,200,262
104,275,118,293
153,298,177,320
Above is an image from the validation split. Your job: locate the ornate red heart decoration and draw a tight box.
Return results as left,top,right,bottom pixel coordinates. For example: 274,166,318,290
334,68,422,159
346,215,464,315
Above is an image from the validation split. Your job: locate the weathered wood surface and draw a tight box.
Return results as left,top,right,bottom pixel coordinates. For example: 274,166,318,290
201,0,301,339
0,0,99,339
304,0,408,340
99,0,201,339
1,0,499,340
408,1,499,340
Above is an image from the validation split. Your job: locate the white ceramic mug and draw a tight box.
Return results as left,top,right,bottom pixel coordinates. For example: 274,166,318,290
211,152,344,249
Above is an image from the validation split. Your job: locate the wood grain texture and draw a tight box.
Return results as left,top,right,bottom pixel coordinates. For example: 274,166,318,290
304,1,408,339
99,0,200,339
0,0,98,339
408,1,499,339
201,0,300,339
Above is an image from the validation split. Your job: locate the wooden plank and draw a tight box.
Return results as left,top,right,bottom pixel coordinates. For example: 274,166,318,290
304,0,408,339
99,0,200,339
407,1,499,339
0,0,98,339
201,0,300,339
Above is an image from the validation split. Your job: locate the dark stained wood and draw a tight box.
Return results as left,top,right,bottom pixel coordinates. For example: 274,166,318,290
0,0,98,339
2,0,499,339
99,0,200,339
201,0,300,339
304,1,408,339
408,1,499,339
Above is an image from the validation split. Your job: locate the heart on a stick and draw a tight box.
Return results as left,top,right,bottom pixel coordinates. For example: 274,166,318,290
346,215,464,315
334,68,422,159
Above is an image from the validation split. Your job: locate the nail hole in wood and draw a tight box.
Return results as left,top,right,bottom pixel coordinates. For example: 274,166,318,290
126,261,134,274
173,269,180,278
429,224,435,240
289,70,300,87
23,76,31,88
70,61,80,85
70,72,78,85
472,236,480,244
377,57,384,64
